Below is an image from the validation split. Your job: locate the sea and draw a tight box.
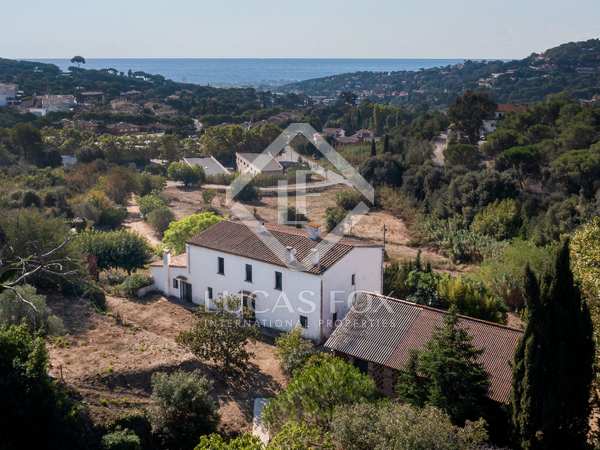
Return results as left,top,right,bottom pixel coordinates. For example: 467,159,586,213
28,58,465,88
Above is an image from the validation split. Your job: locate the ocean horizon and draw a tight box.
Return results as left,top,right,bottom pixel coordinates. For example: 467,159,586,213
27,58,469,88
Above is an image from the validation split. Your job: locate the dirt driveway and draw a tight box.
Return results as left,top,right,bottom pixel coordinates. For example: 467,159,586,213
48,294,286,433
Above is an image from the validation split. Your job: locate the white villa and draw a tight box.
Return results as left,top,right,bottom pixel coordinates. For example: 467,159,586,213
235,146,303,176
0,83,18,107
151,220,383,342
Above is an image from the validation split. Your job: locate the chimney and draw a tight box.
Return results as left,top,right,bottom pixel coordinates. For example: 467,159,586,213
310,248,320,269
286,246,297,264
162,250,171,267
305,223,321,241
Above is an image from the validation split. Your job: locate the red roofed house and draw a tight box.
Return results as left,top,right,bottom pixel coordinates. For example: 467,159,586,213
151,220,384,342
325,291,523,404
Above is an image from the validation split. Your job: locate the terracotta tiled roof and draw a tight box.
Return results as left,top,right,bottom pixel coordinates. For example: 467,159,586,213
325,292,523,404
187,220,380,275
497,103,528,113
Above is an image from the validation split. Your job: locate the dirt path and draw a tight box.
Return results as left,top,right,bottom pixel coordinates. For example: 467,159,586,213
432,133,447,167
48,295,286,431
124,197,162,246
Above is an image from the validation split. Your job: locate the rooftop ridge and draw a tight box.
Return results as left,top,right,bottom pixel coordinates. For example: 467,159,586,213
361,291,524,334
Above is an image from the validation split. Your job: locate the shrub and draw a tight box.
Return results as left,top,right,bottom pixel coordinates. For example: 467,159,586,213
138,173,166,196
195,433,263,450
324,207,346,232
163,212,222,254
445,144,482,169
470,198,521,241
202,189,217,205
22,190,42,208
71,190,127,230
101,428,141,450
233,181,260,202
336,189,364,210
78,229,153,274
0,284,64,335
138,194,167,218
168,162,205,188
107,412,153,450
177,298,259,373
149,370,219,450
117,274,153,297
331,402,488,450
474,239,555,310
275,327,315,376
269,422,334,449
359,154,404,186
263,353,377,431
147,206,175,235
82,282,107,311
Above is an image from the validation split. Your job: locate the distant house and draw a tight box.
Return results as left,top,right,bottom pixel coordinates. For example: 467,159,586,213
28,94,77,116
183,156,230,177
334,128,374,146
236,146,302,176
61,155,77,167
325,292,523,404
495,103,528,119
322,128,346,139
78,91,105,105
0,83,18,107
106,122,141,135
150,220,384,342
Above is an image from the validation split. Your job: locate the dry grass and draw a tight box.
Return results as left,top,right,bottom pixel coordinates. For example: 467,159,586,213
47,294,286,432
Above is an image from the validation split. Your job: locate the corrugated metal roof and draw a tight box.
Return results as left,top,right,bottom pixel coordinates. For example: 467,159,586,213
187,220,380,275
325,292,523,404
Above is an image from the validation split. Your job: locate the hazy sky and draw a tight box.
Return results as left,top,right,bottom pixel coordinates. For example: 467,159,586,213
2,0,599,59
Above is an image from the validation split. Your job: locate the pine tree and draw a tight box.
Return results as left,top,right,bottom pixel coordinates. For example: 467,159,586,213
396,306,490,424
512,240,594,450
370,139,377,157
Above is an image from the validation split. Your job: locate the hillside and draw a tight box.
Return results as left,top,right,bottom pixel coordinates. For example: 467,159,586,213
281,39,600,106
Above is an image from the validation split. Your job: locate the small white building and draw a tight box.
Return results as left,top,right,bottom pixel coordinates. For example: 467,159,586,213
151,220,383,342
236,146,303,176
0,83,18,107
183,156,230,177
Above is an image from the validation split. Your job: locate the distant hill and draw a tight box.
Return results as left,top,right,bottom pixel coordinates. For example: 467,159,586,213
281,39,600,107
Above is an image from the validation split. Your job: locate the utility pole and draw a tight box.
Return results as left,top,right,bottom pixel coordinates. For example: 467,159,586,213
383,224,387,250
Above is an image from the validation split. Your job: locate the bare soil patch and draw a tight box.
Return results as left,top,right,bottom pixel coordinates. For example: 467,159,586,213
47,294,286,432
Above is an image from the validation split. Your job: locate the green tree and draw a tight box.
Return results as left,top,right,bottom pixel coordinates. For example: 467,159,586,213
0,284,64,335
149,370,219,450
147,207,175,235
370,138,377,157
262,353,377,431
177,297,259,373
448,91,497,145
138,193,167,218
162,212,222,254
331,402,488,450
70,55,86,67
396,307,490,424
101,428,141,450
359,153,404,186
324,206,347,232
470,198,521,240
445,143,482,169
78,229,152,274
0,325,92,449
268,421,334,450
195,433,263,450
512,241,594,450
274,327,315,376
168,161,205,188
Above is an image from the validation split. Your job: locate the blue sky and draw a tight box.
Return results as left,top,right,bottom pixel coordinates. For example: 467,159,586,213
1,0,599,59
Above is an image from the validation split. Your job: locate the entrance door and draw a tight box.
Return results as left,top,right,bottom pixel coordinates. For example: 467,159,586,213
180,281,192,303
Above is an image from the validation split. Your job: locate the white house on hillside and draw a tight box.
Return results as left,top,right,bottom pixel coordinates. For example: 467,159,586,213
235,146,303,176
151,220,383,342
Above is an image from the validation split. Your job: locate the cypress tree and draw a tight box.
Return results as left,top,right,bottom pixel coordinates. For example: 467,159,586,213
370,139,376,157
383,134,390,153
512,240,594,450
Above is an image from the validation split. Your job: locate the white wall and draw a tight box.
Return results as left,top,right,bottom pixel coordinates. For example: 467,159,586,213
321,246,383,338
187,246,324,341
151,244,383,343
0,95,7,107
